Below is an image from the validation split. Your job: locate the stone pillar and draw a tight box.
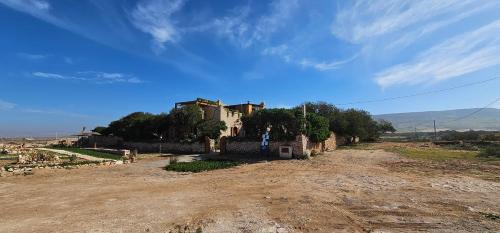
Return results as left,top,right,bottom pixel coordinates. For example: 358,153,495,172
293,134,309,159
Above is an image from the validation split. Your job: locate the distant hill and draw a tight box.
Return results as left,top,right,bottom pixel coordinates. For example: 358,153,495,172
375,108,500,132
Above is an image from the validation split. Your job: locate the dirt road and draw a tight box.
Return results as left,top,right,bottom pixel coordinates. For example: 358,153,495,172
0,149,498,232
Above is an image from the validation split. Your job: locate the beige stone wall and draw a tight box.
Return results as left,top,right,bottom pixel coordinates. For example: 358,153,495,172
322,132,337,151
217,106,243,137
124,140,214,154
223,133,336,157
223,135,309,157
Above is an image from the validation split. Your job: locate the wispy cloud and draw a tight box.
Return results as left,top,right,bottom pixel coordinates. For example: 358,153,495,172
0,99,16,111
299,55,357,71
261,44,356,71
331,0,483,44
63,57,74,64
0,99,87,118
190,0,299,48
32,71,144,84
21,108,90,118
375,19,500,87
130,0,184,53
17,52,49,60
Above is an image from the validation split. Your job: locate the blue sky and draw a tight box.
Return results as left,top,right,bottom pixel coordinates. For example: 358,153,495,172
1,0,500,137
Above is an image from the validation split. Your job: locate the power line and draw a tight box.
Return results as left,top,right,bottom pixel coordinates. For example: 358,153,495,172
442,97,500,123
334,76,500,106
397,97,500,132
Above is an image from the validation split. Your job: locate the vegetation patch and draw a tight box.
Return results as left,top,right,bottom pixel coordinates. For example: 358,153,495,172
49,147,121,160
386,147,480,161
165,160,241,173
479,145,500,158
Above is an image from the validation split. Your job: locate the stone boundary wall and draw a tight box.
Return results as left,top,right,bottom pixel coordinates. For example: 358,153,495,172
84,148,130,156
86,136,123,148
307,133,337,153
222,133,336,157
83,136,214,154
123,140,214,154
222,135,309,157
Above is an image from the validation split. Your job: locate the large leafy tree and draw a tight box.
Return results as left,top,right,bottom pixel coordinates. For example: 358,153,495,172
306,113,330,143
169,105,203,142
197,119,227,139
298,102,394,141
103,112,159,141
377,119,396,134
242,108,305,141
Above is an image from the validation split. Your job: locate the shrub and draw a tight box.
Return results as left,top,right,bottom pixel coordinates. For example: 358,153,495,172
165,160,240,172
241,108,305,141
479,145,500,158
306,113,330,143
196,119,227,139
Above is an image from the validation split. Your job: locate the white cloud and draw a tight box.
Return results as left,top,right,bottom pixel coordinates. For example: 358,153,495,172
331,0,484,44
261,44,356,71
32,0,49,10
32,71,144,84
261,44,288,56
0,99,16,111
130,0,184,53
17,52,49,60
192,0,299,48
299,54,358,71
63,57,74,64
0,0,51,12
21,108,90,118
385,2,496,49
375,20,500,87
0,0,69,30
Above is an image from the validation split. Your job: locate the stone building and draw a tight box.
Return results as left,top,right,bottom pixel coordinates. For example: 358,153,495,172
174,98,265,137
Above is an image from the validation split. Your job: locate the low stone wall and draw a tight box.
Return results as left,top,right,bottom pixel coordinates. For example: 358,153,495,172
84,148,130,156
86,135,123,148
323,133,337,151
123,140,213,154
222,133,336,158
82,136,214,154
223,135,308,157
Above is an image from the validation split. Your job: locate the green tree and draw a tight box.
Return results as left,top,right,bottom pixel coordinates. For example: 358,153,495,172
377,119,396,134
197,119,227,139
343,108,380,141
104,112,158,141
169,105,203,142
242,108,305,141
306,113,330,142
299,102,348,136
91,126,107,135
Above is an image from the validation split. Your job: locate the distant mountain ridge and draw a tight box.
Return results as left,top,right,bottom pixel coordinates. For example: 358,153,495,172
375,108,500,132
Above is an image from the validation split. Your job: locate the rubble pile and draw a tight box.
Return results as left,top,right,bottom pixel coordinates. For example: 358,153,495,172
1,160,123,177
1,144,32,155
17,150,61,164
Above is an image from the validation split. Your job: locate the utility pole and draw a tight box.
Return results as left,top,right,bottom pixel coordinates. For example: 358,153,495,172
433,120,437,141
303,104,307,132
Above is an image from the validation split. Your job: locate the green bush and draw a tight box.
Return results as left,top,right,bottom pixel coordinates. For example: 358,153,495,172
196,119,227,139
165,160,241,172
479,145,500,158
306,113,330,143
298,102,391,142
241,108,305,141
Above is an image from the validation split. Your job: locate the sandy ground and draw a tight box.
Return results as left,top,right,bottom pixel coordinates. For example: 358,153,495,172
0,149,499,233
